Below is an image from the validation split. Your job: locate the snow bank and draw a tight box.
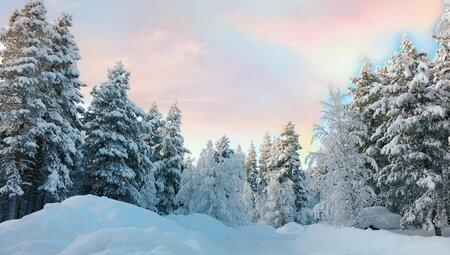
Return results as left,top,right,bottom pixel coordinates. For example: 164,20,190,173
359,206,401,229
0,195,449,255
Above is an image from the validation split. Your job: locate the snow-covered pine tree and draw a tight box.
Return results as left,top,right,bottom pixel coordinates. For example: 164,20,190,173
144,103,165,171
234,144,246,185
241,141,257,221
349,58,385,194
349,58,381,148
190,140,247,226
377,34,450,236
432,2,450,233
83,62,155,210
156,103,189,214
308,88,376,227
214,135,234,162
260,123,301,227
175,156,196,213
43,12,84,199
370,36,420,212
0,0,80,219
254,132,271,220
263,171,296,228
269,122,309,224
244,141,258,193
257,133,271,191
235,144,244,157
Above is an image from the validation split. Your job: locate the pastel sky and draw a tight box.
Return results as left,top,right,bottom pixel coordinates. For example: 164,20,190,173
0,0,445,160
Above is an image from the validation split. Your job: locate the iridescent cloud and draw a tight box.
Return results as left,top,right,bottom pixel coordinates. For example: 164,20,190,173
0,0,445,159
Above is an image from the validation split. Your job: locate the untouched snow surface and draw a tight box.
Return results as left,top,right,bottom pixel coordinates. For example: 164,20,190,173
0,195,449,255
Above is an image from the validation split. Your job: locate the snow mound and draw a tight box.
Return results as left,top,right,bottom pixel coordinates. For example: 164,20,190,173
359,206,401,230
0,195,449,255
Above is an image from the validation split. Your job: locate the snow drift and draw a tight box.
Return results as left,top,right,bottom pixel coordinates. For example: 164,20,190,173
0,195,449,255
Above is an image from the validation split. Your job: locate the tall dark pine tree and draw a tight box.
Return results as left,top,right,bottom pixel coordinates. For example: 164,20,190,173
83,62,156,209
156,103,189,214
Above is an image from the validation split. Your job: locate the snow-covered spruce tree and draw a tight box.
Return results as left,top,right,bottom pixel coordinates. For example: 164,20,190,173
376,35,449,235
179,141,215,214
242,181,257,221
241,142,257,221
156,103,189,214
349,58,385,194
433,3,450,232
254,132,271,220
263,171,296,228
261,124,303,227
370,36,421,211
308,88,376,227
44,13,84,198
143,103,165,172
186,140,247,226
244,141,258,193
83,62,156,210
349,58,381,150
214,135,234,162
0,0,83,219
374,37,423,211
0,2,44,220
268,122,310,225
175,156,196,213
257,133,272,191
235,144,244,158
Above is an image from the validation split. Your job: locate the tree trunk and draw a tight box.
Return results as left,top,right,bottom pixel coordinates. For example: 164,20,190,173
435,226,442,236
8,196,17,220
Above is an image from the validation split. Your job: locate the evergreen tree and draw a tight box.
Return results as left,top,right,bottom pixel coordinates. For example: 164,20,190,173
156,103,189,214
349,58,385,194
262,171,296,228
254,133,272,221
433,3,450,233
235,144,244,157
214,135,234,162
83,62,155,209
244,141,258,193
370,36,420,211
309,88,376,227
144,103,165,169
242,181,257,222
179,140,247,226
377,35,450,235
257,132,272,192
349,57,381,150
44,13,84,198
0,0,80,219
270,122,309,224
176,156,196,213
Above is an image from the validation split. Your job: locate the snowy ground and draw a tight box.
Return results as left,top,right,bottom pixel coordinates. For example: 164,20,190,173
1,195,449,255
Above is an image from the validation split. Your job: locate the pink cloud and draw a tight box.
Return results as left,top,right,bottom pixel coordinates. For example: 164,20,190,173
228,0,442,48
16,0,441,158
